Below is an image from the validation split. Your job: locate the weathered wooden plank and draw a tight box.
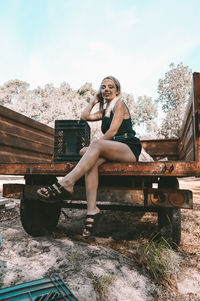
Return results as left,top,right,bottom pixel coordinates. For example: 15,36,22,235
0,161,200,177
179,124,194,161
0,132,53,155
141,139,179,159
193,73,200,161
0,150,53,163
1,144,53,158
178,91,195,161
185,148,194,162
0,105,54,135
0,118,54,145
0,104,54,163
179,94,193,141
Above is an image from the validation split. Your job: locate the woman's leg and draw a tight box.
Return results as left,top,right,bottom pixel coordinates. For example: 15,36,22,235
82,157,105,237
80,146,104,213
38,139,136,199
58,139,136,192
85,157,105,214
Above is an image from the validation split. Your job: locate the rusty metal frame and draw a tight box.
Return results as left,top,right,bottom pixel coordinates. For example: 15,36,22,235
3,183,192,209
0,161,200,177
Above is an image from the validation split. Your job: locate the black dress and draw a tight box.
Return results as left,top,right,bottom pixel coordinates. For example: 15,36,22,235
101,104,142,161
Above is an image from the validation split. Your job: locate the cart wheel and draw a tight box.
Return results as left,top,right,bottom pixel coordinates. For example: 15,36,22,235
158,208,181,248
157,177,181,248
20,198,61,237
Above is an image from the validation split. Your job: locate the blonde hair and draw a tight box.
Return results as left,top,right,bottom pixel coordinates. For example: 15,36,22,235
98,76,121,110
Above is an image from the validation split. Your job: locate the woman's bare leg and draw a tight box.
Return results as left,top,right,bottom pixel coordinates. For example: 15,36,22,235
85,157,105,214
82,157,106,237
58,139,136,192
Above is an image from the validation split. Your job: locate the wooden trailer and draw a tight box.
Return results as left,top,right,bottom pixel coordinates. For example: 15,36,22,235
1,72,200,247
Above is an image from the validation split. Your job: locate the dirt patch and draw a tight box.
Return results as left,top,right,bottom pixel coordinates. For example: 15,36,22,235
0,177,200,300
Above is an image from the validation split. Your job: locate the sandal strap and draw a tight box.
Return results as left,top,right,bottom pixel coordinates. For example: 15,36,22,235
37,182,71,203
82,227,92,237
84,225,93,231
82,211,103,237
86,211,102,219
45,185,61,197
86,215,95,219
85,220,94,226
56,183,67,193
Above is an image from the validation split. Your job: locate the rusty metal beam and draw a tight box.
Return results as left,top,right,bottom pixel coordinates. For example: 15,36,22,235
60,202,160,212
0,161,200,177
3,183,24,199
3,183,192,209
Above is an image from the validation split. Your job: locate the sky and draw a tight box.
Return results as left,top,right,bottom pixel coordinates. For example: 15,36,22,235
0,0,199,99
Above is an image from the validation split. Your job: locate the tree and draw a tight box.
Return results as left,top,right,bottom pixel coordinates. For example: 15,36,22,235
156,62,192,138
123,94,158,136
134,95,157,125
77,82,96,97
1,79,158,138
0,79,29,105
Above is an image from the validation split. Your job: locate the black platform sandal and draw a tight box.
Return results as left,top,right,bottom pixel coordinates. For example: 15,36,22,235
37,182,71,203
82,211,103,238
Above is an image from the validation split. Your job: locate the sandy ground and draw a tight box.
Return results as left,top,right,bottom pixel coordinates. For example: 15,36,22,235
0,176,199,300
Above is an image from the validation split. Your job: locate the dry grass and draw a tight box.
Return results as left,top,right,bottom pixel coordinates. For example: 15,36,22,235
0,177,200,300
135,234,179,284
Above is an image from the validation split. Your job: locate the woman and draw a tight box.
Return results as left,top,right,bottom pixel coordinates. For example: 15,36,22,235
37,76,142,237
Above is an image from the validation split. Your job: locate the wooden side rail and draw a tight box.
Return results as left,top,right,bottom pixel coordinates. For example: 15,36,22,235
0,105,54,163
142,73,200,162
178,72,200,162
141,139,179,161
193,72,200,162
178,94,194,161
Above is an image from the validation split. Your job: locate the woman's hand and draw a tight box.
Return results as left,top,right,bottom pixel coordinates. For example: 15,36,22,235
80,94,103,121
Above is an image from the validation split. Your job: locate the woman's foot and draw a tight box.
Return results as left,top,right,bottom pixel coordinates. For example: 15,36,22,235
82,210,103,238
37,182,72,203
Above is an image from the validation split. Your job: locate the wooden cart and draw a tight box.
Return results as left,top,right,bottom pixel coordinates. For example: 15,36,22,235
1,73,200,247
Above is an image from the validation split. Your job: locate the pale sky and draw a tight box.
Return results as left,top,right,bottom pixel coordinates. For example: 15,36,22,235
0,0,199,98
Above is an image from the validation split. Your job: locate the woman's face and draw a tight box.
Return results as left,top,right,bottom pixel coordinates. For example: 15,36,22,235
100,79,119,101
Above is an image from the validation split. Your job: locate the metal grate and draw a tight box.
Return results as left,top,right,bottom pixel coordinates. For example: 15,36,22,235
54,120,90,162
0,274,79,300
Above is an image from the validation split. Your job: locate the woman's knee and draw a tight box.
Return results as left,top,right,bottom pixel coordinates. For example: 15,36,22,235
90,138,104,149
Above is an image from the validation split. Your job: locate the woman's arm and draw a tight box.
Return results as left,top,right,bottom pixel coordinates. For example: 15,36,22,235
80,95,103,121
102,100,126,140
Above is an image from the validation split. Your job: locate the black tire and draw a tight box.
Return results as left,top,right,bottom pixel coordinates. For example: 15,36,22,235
158,208,181,248
157,177,181,248
20,198,61,237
